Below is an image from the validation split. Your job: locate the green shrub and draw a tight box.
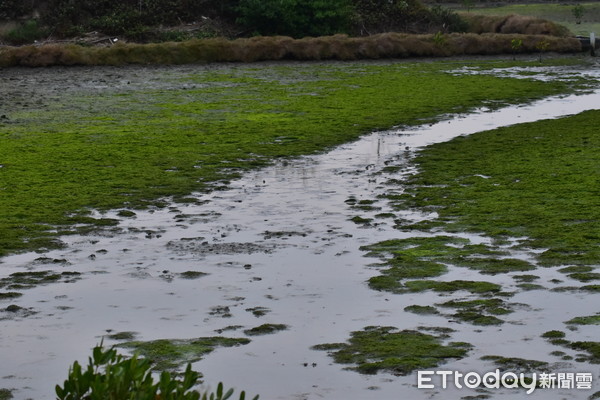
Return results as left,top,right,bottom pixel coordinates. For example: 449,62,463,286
351,0,429,35
56,344,258,400
41,0,239,37
572,4,585,24
4,20,47,45
236,0,353,38
428,5,468,33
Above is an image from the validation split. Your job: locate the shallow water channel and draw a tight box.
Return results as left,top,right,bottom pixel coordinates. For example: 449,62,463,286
2,64,600,400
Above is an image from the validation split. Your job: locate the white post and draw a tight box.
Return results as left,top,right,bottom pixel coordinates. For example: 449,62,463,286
591,32,596,56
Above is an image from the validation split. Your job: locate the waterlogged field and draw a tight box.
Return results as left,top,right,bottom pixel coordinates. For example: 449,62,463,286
1,57,600,399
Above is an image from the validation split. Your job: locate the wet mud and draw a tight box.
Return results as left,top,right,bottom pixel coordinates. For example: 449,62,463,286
1,62,600,399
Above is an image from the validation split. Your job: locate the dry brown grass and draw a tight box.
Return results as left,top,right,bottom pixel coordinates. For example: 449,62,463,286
0,32,582,68
463,14,572,37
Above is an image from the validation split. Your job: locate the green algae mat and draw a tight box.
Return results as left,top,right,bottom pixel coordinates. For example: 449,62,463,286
395,109,600,266
0,59,585,257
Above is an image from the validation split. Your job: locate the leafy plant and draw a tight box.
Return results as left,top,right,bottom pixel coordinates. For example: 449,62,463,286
428,5,468,33
5,20,47,45
510,38,522,60
571,4,585,25
535,39,550,62
432,31,446,46
56,344,258,400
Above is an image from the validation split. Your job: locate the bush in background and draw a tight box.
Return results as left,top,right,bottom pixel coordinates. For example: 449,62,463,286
236,0,353,38
4,20,47,44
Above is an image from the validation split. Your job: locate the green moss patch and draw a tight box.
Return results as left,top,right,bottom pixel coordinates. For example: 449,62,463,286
404,305,440,315
565,314,600,325
513,274,539,282
398,280,502,295
350,216,373,225
453,258,535,275
245,307,270,317
243,324,288,336
0,389,12,400
438,298,512,326
542,330,600,363
0,60,578,257
0,292,22,300
312,326,470,375
0,270,81,290
106,331,138,341
120,337,250,371
362,236,515,293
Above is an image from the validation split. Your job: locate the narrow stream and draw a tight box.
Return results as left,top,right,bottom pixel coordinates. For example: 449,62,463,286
2,66,600,400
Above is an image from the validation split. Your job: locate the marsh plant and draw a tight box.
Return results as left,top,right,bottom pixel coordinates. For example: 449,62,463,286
536,38,550,61
511,37,523,59
572,4,585,24
56,344,258,400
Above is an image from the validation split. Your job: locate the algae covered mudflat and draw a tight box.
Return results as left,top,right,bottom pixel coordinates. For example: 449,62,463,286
0,59,580,257
1,59,600,399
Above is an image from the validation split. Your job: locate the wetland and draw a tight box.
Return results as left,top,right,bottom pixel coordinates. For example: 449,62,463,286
1,56,599,399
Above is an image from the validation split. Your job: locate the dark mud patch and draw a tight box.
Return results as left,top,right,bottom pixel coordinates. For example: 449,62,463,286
178,271,209,280
0,304,37,320
209,306,232,318
119,337,250,371
166,240,279,255
105,331,139,341
312,326,470,375
262,230,310,240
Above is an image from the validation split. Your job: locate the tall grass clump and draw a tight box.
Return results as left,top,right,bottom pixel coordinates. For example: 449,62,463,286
463,14,572,37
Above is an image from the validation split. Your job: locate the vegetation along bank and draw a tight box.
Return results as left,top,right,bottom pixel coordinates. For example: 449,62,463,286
0,0,583,67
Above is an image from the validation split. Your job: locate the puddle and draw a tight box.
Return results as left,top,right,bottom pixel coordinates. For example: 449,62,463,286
1,66,600,399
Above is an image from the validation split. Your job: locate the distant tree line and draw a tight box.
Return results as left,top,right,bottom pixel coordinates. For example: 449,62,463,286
0,0,467,39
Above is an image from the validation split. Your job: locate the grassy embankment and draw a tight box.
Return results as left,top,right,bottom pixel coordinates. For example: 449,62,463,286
0,30,581,67
0,59,583,257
